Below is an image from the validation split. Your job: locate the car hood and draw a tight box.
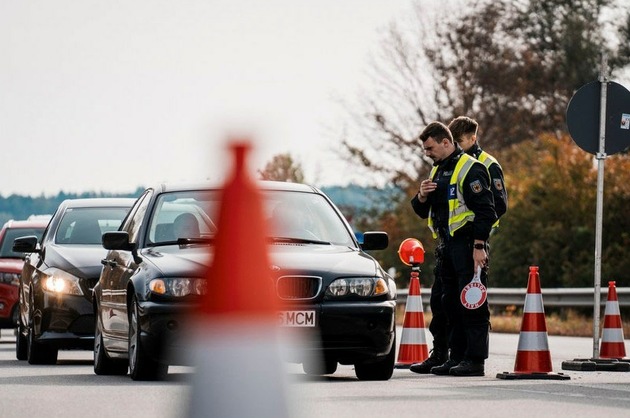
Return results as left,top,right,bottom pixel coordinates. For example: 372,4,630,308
140,245,210,277
138,243,379,278
267,243,380,276
44,244,110,279
0,258,25,273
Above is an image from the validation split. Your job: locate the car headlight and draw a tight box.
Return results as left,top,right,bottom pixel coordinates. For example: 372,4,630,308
42,268,84,295
325,277,389,298
149,278,207,297
0,272,20,286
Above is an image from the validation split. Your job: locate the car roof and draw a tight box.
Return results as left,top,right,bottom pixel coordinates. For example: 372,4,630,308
59,198,137,208
150,180,320,194
1,219,50,229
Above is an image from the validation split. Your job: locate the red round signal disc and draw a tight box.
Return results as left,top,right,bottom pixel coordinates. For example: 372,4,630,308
461,267,487,309
460,281,487,309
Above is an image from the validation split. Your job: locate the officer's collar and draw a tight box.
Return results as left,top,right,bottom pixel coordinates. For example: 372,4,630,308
468,143,482,157
434,145,464,167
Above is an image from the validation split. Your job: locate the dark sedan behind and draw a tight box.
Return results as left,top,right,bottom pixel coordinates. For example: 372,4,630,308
13,198,134,364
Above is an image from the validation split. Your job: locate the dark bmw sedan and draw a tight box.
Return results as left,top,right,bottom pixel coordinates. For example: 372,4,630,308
13,198,134,364
93,181,396,381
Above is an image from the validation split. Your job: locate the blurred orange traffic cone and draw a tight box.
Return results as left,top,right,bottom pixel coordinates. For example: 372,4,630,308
497,266,569,380
600,281,627,359
395,238,428,368
188,141,289,417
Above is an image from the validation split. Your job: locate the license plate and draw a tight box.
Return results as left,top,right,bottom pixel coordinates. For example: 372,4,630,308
278,310,316,327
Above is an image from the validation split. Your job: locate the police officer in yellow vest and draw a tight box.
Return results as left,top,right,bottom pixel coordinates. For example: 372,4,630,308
449,116,507,221
410,121,497,377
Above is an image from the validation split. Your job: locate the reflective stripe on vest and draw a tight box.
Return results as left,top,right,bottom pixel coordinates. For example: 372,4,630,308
477,150,501,228
427,154,478,239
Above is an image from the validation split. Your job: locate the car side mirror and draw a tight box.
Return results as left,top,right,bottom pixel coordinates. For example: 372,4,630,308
360,231,388,251
102,231,136,251
12,235,40,253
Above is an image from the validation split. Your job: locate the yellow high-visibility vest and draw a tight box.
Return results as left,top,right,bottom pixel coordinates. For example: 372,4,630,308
427,153,478,239
477,150,501,228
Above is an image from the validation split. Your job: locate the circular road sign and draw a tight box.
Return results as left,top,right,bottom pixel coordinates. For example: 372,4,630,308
566,81,630,155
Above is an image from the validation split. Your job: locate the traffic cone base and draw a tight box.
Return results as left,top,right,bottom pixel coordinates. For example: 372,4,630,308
497,266,570,380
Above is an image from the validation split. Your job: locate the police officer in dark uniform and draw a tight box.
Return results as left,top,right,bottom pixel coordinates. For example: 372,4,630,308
410,121,497,376
449,116,507,220
410,117,507,375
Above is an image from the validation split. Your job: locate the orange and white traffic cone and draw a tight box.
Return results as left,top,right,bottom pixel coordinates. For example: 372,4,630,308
395,238,428,368
187,141,290,417
497,266,569,380
600,281,627,359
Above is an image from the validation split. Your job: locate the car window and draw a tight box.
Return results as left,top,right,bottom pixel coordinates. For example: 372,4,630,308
0,227,46,258
145,189,356,247
123,190,153,243
55,207,131,245
147,191,219,245
265,190,355,246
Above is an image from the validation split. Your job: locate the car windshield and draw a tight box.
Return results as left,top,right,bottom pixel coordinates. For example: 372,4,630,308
146,189,355,247
0,227,46,258
55,207,130,245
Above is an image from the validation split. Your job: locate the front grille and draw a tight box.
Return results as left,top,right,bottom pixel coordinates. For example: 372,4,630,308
276,275,321,300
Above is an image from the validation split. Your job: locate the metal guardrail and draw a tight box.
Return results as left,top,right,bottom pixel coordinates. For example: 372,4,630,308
396,287,630,308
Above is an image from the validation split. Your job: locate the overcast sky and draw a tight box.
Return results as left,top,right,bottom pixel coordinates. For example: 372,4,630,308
0,0,419,197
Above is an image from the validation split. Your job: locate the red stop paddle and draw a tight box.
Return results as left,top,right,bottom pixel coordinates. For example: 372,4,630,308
460,266,487,309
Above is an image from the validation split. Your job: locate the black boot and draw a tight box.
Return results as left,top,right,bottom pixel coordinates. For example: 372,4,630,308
430,358,460,375
409,349,447,374
449,360,484,376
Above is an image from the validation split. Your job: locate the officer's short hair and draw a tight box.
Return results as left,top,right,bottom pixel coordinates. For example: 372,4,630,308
448,116,478,141
419,121,453,143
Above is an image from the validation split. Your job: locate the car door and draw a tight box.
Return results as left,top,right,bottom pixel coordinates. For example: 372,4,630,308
100,190,153,349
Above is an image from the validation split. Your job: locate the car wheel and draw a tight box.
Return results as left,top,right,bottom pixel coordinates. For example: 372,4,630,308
354,334,396,381
128,295,168,381
16,313,27,361
27,319,58,365
26,292,58,365
11,304,19,328
94,313,127,375
302,354,338,375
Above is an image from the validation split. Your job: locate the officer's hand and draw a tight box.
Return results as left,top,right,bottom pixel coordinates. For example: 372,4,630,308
473,248,488,272
418,180,437,202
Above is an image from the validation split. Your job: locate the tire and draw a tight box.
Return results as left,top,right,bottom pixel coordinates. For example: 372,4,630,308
16,314,27,361
128,296,168,381
11,304,19,328
94,313,128,375
26,294,57,365
354,335,396,381
27,322,58,365
302,354,338,375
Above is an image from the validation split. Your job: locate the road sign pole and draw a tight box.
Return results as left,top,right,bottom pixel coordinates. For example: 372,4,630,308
592,53,608,359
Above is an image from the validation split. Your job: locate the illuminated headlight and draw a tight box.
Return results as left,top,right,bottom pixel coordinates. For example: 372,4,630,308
326,277,389,297
149,278,207,297
0,272,20,286
42,269,83,295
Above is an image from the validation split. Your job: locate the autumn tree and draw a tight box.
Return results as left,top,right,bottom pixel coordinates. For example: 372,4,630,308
257,153,305,183
489,135,630,287
337,0,630,189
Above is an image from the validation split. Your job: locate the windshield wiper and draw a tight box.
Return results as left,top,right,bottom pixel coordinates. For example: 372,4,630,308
147,237,213,247
268,236,331,245
177,237,213,245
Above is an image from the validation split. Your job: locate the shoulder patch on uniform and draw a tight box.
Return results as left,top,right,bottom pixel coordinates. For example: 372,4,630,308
493,178,503,191
470,180,482,193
